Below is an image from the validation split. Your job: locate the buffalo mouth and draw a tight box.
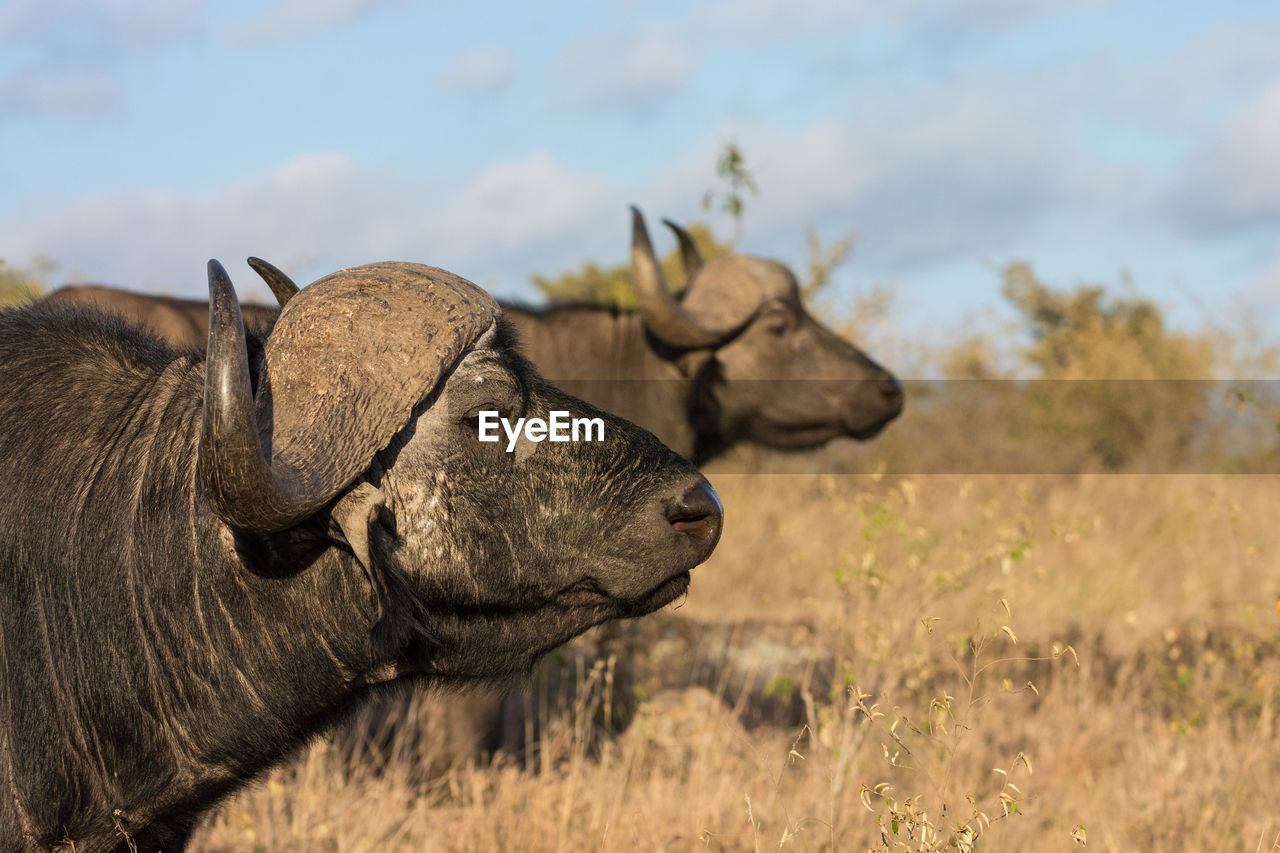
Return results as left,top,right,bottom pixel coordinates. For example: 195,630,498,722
621,570,691,617
754,419,870,449
558,567,692,617
846,418,894,441
779,412,901,445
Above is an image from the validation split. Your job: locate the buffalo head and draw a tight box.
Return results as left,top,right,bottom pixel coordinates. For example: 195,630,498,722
629,208,903,455
201,259,722,679
0,256,725,846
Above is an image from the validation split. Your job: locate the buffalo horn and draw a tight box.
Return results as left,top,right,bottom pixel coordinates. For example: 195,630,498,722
662,218,703,284
629,207,735,349
247,257,299,308
200,260,319,532
202,260,499,534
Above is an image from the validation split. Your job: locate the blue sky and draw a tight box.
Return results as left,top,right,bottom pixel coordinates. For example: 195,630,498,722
1,0,1277,348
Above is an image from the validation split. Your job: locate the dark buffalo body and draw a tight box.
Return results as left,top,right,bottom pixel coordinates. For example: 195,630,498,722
44,283,281,345
0,260,720,851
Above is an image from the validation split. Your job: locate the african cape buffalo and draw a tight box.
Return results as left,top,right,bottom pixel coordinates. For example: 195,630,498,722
0,259,721,851
508,208,903,463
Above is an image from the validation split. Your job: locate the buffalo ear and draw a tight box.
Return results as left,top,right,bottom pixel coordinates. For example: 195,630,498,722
329,482,393,624
329,482,387,574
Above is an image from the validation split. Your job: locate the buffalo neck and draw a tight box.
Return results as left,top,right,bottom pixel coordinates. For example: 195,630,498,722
0,317,379,847
504,304,701,459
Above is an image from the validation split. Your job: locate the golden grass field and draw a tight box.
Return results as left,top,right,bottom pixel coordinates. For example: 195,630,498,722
186,464,1280,852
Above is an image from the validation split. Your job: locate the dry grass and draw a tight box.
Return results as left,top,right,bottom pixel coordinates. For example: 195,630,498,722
191,470,1280,852
193,277,1280,850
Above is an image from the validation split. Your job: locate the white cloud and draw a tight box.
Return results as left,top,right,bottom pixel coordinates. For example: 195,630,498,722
556,27,692,109
439,44,515,95
439,154,617,258
1249,254,1280,293
1097,17,1280,134
655,80,1101,270
235,0,397,41
0,0,207,120
1,155,381,291
694,0,1111,41
1171,80,1280,235
0,69,126,118
0,0,209,53
0,153,623,299
693,0,878,39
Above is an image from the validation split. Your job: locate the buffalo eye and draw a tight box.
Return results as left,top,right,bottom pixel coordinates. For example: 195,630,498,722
764,316,793,338
460,408,489,436
460,407,511,438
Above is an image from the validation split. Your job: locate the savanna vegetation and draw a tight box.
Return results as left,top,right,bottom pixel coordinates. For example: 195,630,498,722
0,258,50,309
189,457,1280,851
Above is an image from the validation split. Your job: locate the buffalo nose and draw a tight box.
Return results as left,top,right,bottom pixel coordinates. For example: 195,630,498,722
667,481,723,561
879,375,904,411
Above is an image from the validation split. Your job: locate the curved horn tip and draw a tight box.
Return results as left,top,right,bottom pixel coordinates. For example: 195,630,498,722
631,206,654,248
660,217,694,242
208,258,229,283
660,218,686,247
206,259,238,301
661,218,704,275
246,256,300,308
